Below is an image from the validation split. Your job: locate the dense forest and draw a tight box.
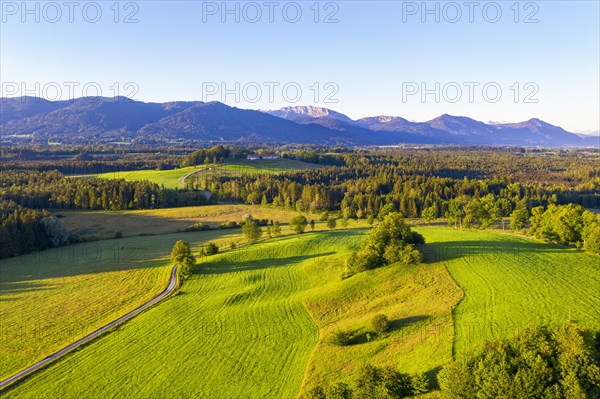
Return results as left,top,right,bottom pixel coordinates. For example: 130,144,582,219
191,149,599,217
0,146,187,174
1,146,598,259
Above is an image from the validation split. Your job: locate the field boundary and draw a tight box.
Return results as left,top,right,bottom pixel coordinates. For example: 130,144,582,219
0,264,180,391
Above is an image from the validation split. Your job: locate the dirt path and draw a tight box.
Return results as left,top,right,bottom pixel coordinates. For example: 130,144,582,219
178,168,211,199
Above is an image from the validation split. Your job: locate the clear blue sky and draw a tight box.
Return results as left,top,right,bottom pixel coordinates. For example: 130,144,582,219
1,0,599,132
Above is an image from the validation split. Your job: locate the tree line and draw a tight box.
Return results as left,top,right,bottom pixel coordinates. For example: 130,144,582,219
528,203,600,254
0,170,211,211
180,145,250,167
0,201,69,259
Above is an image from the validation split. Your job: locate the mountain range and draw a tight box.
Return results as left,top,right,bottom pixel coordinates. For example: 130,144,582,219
1,97,597,147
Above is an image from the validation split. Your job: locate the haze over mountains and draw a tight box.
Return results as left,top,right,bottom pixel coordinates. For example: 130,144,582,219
1,97,597,147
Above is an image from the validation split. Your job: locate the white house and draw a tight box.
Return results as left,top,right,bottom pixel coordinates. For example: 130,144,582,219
247,154,280,160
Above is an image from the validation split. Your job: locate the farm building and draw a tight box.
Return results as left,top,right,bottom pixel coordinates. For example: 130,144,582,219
247,154,280,160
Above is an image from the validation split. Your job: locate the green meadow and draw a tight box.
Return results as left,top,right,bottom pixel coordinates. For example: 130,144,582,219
92,166,200,188
91,158,320,189
416,228,600,356
0,229,239,381
1,226,598,398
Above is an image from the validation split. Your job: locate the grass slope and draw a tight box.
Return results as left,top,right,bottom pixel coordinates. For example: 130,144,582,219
0,229,237,380
416,227,600,356
4,233,334,398
299,230,463,394
2,229,462,398
4,227,598,398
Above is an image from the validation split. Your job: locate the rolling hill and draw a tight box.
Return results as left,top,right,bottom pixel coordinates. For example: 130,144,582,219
3,227,599,398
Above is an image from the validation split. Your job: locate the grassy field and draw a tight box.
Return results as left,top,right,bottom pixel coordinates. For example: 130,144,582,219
2,233,340,398
92,159,320,189
415,228,600,356
57,204,323,240
0,229,239,381
92,166,199,188
2,226,598,398
1,228,462,398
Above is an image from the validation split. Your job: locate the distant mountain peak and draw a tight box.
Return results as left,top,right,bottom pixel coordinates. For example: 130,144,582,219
369,115,402,123
277,105,338,117
267,106,355,124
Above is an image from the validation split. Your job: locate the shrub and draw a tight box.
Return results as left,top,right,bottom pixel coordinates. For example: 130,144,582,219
171,240,195,279
41,216,70,247
329,329,353,346
366,213,375,226
304,386,326,399
202,242,219,255
327,217,337,230
114,231,123,239
346,249,377,275
242,219,262,243
219,221,238,229
272,221,282,236
371,314,390,334
354,364,414,398
410,373,429,394
584,225,600,255
347,213,424,275
185,222,211,232
384,243,424,265
290,215,308,234
304,365,428,398
325,382,353,399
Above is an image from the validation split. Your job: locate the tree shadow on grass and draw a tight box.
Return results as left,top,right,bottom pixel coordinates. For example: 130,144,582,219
348,330,373,345
0,229,236,287
418,239,575,263
345,315,432,346
200,252,336,275
0,282,57,301
424,365,443,390
389,315,431,332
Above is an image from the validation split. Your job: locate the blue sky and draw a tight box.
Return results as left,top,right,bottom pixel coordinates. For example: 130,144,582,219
1,1,599,132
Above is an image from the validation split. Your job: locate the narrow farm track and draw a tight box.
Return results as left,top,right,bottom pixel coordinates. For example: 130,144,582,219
0,264,179,391
178,167,212,199
178,167,204,186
